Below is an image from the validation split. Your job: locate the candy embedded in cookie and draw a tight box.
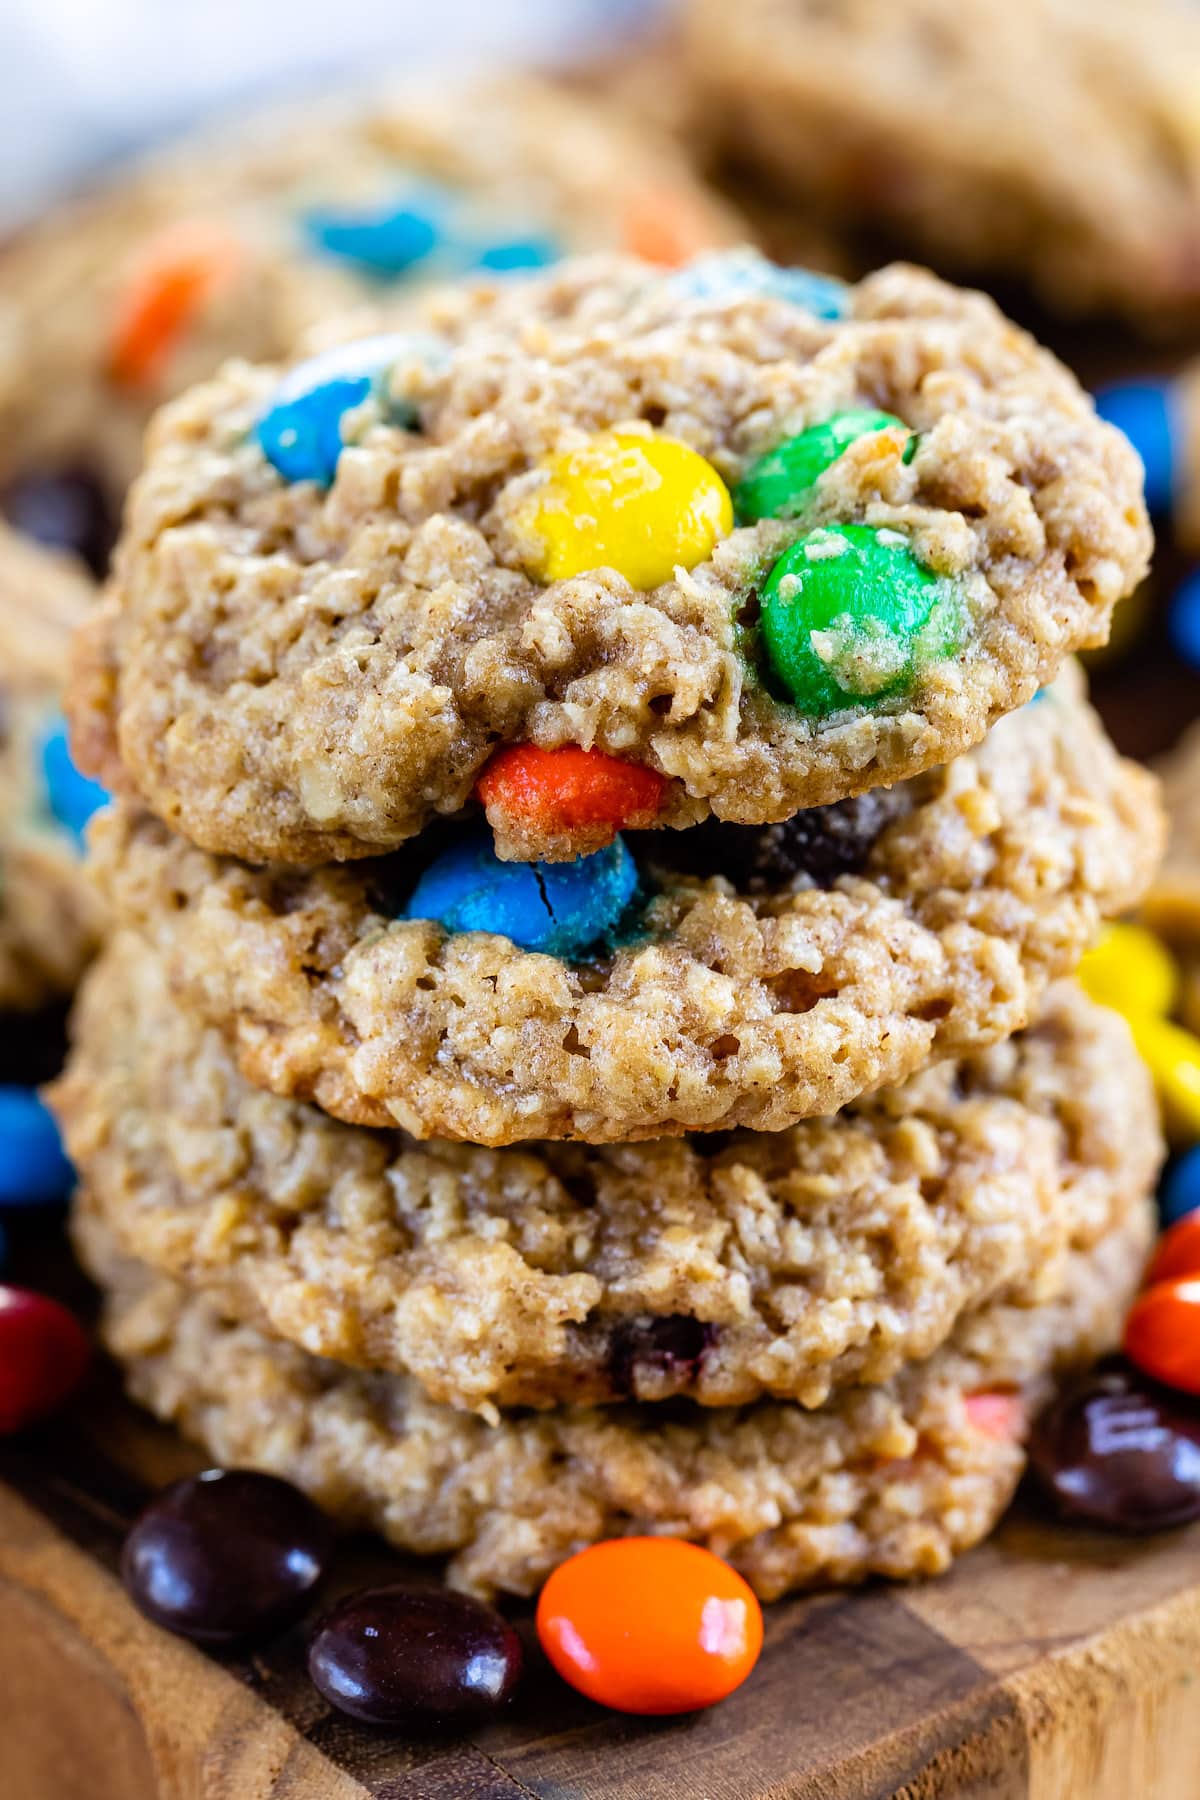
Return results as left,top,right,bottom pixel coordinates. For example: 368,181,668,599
405,830,638,959
510,428,733,589
667,248,849,318
303,193,443,278
39,717,109,843
477,745,668,862
733,410,911,523
254,334,441,486
107,221,244,391
759,524,962,718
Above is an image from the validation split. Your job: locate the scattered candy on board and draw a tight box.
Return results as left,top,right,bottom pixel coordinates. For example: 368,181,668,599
536,1537,763,1715
1029,1362,1200,1532
0,1087,74,1207
405,831,638,958
308,1585,523,1726
121,1469,335,1645
476,743,667,856
514,428,733,589
40,718,109,843
0,1287,90,1433
759,523,958,716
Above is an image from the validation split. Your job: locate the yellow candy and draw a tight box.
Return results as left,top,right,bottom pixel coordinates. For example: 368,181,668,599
516,429,733,590
1076,921,1179,1019
1128,1013,1200,1143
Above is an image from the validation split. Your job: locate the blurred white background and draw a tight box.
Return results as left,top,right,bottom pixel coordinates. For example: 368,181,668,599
0,0,660,228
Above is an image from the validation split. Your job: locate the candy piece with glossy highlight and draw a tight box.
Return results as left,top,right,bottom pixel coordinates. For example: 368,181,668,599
405,832,638,958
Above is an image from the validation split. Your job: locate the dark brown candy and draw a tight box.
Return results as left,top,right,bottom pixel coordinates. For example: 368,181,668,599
0,465,118,577
607,1314,715,1397
121,1468,334,1644
636,787,909,893
1029,1362,1200,1533
308,1584,523,1726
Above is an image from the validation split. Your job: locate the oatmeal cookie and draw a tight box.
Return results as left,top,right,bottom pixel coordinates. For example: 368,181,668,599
75,1200,1152,1602
0,526,105,1009
75,256,1150,865
0,77,736,544
95,672,1163,1143
54,935,1160,1413
682,0,1200,327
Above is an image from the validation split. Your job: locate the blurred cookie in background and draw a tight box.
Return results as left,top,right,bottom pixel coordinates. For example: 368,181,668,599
0,523,105,1016
0,71,740,567
681,0,1200,331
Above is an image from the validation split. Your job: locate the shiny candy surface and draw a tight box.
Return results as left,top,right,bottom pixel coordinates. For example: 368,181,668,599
669,250,849,319
515,429,732,590
1147,1213,1200,1286
1029,1363,1200,1531
1168,568,1200,670
308,1584,522,1725
1128,1013,1200,1142
40,718,109,843
477,745,666,850
733,410,908,523
1161,1145,1200,1226
760,523,957,718
108,221,243,389
0,1288,90,1433
0,1088,74,1206
1094,378,1175,515
406,832,638,958
122,1469,334,1644
1125,1280,1200,1395
304,196,441,276
1076,922,1179,1020
536,1537,763,1715
255,334,433,486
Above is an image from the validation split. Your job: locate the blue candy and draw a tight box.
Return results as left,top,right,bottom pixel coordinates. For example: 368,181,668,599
1169,567,1200,669
40,717,108,842
304,198,441,277
470,234,560,273
1094,379,1176,515
669,249,849,320
1161,1146,1200,1227
255,334,435,486
0,1087,74,1207
406,833,638,958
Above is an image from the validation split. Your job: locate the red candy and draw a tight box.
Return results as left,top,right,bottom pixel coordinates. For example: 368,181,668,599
963,1390,1025,1440
1146,1213,1200,1287
1124,1278,1200,1395
622,187,720,268
536,1536,763,1716
477,745,667,851
108,221,243,389
0,1287,91,1433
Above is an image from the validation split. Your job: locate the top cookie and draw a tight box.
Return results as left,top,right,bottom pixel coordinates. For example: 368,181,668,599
79,256,1150,866
682,0,1200,327
0,74,736,561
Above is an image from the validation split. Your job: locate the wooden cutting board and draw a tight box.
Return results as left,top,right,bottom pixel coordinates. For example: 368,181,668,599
2,1369,1200,1800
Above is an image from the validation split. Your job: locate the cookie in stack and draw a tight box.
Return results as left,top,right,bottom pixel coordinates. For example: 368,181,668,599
52,251,1167,1601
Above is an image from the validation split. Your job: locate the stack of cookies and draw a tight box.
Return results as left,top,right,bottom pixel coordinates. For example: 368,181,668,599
51,251,1168,1602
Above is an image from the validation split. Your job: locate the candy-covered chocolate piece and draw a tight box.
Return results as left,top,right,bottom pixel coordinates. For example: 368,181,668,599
1095,379,1175,515
304,194,441,277
668,248,848,318
1030,1363,1200,1531
478,744,667,861
1161,1146,1200,1226
122,1468,334,1643
0,465,117,577
1125,1276,1200,1394
760,524,960,717
1168,568,1200,670
309,1585,522,1724
1076,920,1178,1021
513,428,732,589
40,718,109,843
255,335,434,486
107,221,244,391
0,1287,90,1433
641,787,909,891
537,1538,762,1715
80,259,1150,866
0,1088,74,1206
733,410,908,522
405,832,637,958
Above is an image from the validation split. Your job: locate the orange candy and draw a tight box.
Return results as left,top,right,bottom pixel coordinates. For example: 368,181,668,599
1146,1212,1200,1287
1124,1278,1200,1395
963,1390,1025,1440
622,186,720,268
108,221,243,389
477,745,666,847
536,1537,763,1715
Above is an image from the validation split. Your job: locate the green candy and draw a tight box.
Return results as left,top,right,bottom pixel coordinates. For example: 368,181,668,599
734,410,908,523
759,523,961,718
